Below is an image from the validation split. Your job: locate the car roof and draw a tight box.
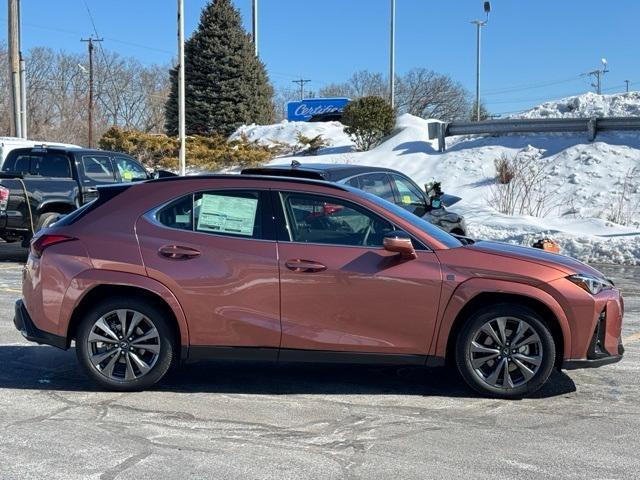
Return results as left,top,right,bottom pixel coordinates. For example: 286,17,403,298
7,146,128,156
241,163,403,181
144,173,350,191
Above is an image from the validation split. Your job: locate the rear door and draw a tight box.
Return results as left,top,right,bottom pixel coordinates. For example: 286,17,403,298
78,153,117,203
136,188,281,351
274,190,442,356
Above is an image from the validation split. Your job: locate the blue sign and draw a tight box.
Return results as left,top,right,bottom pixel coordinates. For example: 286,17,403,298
287,98,350,122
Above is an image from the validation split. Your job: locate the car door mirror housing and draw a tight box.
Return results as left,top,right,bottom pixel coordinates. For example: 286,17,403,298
383,231,417,260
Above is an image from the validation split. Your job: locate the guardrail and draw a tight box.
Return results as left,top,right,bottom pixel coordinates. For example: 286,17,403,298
434,116,640,152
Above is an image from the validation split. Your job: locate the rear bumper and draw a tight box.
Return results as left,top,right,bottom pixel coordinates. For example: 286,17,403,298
13,299,67,349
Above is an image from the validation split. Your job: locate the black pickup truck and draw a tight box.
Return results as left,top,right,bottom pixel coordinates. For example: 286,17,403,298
0,146,152,245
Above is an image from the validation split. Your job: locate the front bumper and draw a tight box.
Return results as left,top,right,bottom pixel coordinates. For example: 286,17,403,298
13,299,67,349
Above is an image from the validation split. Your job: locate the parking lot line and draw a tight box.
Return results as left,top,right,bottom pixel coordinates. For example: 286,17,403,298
623,332,640,345
0,288,21,294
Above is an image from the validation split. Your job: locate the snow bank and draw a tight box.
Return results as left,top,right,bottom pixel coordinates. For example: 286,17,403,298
514,91,640,119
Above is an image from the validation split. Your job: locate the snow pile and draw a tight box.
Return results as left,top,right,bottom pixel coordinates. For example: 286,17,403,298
514,91,640,119
229,120,354,153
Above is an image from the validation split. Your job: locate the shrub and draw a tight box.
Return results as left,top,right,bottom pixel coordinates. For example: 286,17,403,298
495,154,516,184
296,133,329,155
342,96,395,151
99,127,274,172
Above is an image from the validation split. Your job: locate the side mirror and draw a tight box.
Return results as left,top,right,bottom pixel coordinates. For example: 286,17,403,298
383,231,417,260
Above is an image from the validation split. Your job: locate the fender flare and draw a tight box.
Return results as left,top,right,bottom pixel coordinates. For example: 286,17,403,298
59,269,190,347
432,278,571,360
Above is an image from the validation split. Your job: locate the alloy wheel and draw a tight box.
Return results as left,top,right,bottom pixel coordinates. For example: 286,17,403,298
86,309,161,382
468,316,543,389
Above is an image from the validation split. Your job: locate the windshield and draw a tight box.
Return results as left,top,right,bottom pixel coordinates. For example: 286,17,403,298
350,186,463,249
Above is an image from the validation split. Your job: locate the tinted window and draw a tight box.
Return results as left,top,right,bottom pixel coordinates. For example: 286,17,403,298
281,192,394,247
391,174,426,215
32,154,72,178
156,190,263,239
82,155,115,182
358,173,395,203
2,154,32,174
114,156,148,182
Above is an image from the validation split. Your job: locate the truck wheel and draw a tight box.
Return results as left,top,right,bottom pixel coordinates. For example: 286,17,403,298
36,212,62,231
75,297,175,391
455,304,555,399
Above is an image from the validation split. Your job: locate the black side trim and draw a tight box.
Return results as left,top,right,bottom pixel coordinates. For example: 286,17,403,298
186,346,439,367
13,300,67,350
562,355,622,370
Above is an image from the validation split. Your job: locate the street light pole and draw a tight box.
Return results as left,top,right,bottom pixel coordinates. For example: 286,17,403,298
177,0,186,176
471,2,491,122
389,0,396,108
252,0,258,56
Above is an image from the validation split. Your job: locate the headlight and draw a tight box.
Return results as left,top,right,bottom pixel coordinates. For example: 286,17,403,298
567,274,613,295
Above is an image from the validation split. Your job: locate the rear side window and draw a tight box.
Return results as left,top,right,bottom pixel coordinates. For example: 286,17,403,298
32,154,72,178
82,155,115,182
2,154,32,174
155,190,264,239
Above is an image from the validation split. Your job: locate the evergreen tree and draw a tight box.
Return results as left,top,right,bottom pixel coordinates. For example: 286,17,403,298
165,0,274,136
469,100,491,121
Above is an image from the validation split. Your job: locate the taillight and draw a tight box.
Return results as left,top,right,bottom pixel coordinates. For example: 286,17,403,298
0,186,8,211
30,234,76,258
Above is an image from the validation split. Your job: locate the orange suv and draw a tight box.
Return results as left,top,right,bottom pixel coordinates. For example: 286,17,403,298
13,175,624,398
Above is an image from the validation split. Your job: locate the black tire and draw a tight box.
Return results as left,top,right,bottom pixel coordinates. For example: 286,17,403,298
36,212,62,231
75,297,175,391
455,303,555,399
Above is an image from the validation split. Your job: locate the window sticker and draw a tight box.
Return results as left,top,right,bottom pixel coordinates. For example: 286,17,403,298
402,195,412,204
196,194,258,236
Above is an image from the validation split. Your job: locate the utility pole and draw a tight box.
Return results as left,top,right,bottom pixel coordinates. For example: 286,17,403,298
625,80,630,93
292,79,311,100
389,0,395,108
177,0,186,176
252,0,258,56
471,2,491,122
587,58,609,94
8,0,22,138
20,54,27,139
81,37,102,148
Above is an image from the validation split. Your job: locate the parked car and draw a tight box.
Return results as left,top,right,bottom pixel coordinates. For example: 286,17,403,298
0,145,152,245
14,174,623,397
241,163,467,235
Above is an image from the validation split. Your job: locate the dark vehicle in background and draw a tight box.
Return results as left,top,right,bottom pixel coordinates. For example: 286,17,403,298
0,146,151,244
242,163,467,235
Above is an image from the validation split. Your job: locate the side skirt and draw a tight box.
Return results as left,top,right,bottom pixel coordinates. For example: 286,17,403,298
186,346,445,367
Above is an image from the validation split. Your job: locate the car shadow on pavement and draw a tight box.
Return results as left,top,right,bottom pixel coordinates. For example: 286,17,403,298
0,345,577,399
0,242,28,263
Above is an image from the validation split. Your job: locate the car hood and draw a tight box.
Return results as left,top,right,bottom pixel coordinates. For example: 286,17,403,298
466,240,604,277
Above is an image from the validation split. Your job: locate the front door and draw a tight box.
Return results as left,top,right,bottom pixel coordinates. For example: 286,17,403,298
136,189,281,350
275,191,442,356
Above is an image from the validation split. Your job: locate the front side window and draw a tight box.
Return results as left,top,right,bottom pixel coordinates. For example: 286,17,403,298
114,156,148,182
281,192,394,247
156,190,263,239
357,173,395,203
82,155,115,182
391,174,426,216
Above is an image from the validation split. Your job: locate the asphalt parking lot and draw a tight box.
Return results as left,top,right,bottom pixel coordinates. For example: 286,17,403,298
0,240,638,479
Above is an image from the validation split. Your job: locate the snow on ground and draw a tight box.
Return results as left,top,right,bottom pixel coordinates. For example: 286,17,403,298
230,94,640,265
514,91,640,119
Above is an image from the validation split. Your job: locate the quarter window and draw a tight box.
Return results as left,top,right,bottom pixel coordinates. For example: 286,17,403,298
82,155,115,182
32,154,72,178
280,192,394,247
156,190,263,239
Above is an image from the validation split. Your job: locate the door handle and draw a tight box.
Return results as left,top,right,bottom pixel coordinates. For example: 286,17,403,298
285,259,327,273
158,245,201,260
85,187,98,193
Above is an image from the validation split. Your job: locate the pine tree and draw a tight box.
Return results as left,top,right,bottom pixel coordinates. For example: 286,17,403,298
469,100,491,121
165,0,274,136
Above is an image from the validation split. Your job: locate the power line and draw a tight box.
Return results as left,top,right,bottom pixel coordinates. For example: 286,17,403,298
483,75,585,96
292,79,311,100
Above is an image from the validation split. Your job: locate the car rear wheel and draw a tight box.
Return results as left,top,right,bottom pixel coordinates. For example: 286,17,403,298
76,297,175,391
36,212,63,231
455,304,555,399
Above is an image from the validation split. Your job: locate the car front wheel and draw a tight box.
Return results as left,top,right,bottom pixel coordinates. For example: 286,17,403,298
455,304,556,399
76,297,175,391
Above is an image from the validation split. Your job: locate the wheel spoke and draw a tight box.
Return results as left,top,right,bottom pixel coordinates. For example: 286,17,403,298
471,341,500,355
91,349,117,366
496,317,508,345
131,328,159,345
513,353,542,367
512,357,536,381
503,360,514,388
129,352,151,375
136,343,160,353
472,353,499,369
88,331,118,344
103,352,121,377
485,358,506,385
514,332,540,349
124,354,136,381
481,323,502,346
125,312,145,339
95,318,119,342
115,310,128,337
510,321,526,347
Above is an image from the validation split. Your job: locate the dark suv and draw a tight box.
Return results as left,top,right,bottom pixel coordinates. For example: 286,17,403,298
242,163,467,235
